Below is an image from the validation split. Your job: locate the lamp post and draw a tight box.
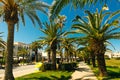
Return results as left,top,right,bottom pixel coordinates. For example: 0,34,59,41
102,4,109,11
0,47,5,67
2,49,5,67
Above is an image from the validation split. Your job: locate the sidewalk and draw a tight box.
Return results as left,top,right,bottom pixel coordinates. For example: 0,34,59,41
70,61,98,80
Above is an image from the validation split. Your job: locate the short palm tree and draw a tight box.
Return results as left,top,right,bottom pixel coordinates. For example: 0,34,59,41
45,47,51,62
17,47,28,63
50,0,105,19
72,8,120,76
31,41,42,62
76,39,96,67
0,0,49,79
0,33,7,66
0,32,6,49
61,38,75,62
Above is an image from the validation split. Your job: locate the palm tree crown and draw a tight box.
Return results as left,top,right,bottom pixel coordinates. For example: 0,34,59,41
0,0,49,27
50,0,105,19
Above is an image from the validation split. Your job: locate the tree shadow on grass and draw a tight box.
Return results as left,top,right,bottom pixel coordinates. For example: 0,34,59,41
76,67,90,72
22,75,71,80
102,66,120,80
23,77,51,80
51,75,71,80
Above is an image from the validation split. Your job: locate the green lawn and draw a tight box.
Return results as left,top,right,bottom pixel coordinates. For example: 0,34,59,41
15,71,73,80
90,59,120,80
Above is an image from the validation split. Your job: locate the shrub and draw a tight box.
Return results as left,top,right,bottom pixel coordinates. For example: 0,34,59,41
59,62,77,71
44,62,52,70
115,57,120,60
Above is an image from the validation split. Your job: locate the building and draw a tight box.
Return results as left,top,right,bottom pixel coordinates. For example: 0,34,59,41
112,52,120,58
14,42,31,57
105,51,120,58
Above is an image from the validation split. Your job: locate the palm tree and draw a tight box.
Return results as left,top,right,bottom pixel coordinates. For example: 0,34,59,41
50,0,105,19
17,47,28,64
61,38,75,62
0,33,7,67
31,41,42,62
72,7,120,76
45,47,51,62
39,22,64,70
0,0,49,79
39,15,66,70
76,39,96,67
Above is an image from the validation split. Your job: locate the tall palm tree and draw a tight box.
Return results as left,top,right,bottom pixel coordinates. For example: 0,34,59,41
50,0,105,19
39,15,66,70
72,7,120,76
39,22,64,70
31,41,42,62
0,0,49,79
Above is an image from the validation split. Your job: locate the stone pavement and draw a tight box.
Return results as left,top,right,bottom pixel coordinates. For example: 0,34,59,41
70,61,98,80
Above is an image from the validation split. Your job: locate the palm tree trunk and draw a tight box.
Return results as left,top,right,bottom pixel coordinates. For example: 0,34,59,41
96,53,108,77
35,49,38,62
60,53,63,63
4,22,15,80
91,53,96,67
48,51,51,62
51,49,56,70
66,51,69,62
91,56,96,67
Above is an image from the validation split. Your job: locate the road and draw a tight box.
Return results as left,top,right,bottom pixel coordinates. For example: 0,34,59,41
0,64,36,80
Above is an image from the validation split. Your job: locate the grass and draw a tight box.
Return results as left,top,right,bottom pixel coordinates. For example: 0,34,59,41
15,71,73,80
90,58,120,80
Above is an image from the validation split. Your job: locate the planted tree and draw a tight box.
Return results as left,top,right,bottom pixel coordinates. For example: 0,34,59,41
72,7,120,76
17,47,28,64
39,15,66,70
0,0,49,79
31,41,42,62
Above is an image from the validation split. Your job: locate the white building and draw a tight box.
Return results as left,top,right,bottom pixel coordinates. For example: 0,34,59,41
112,52,120,58
105,51,112,58
14,42,31,57
105,51,120,58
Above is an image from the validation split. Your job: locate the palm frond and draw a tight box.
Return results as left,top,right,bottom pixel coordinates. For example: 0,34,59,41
26,12,36,26
104,10,120,24
105,27,120,34
101,19,119,33
105,32,120,40
50,0,69,20
72,24,90,34
19,10,25,26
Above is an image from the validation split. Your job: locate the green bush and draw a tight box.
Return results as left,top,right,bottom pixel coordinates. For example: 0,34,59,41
104,55,110,60
0,58,5,65
59,62,77,71
115,57,120,60
44,62,52,70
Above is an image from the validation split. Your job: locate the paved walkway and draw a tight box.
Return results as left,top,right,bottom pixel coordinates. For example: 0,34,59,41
70,61,98,80
0,62,97,80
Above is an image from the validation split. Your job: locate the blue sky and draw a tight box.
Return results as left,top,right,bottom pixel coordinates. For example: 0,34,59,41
0,0,120,52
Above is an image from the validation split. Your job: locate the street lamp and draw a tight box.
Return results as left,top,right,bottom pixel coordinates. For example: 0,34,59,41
102,4,109,11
